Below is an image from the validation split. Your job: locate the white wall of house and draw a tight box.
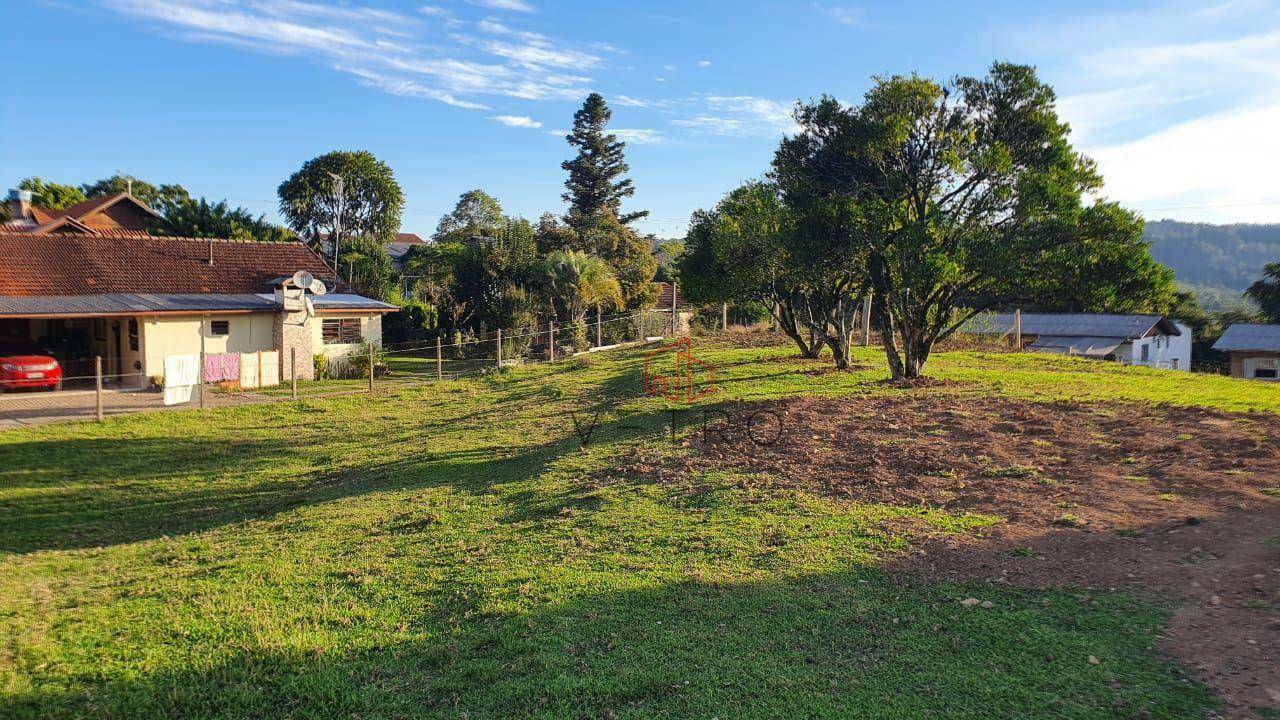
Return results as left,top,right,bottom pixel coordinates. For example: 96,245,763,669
1126,322,1191,371
313,314,382,361
140,313,275,379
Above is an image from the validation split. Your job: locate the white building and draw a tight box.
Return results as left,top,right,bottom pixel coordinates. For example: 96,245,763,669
962,313,1192,371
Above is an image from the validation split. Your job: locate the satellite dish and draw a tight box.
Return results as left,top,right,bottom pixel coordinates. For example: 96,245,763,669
304,296,316,317
308,278,328,296
291,270,314,290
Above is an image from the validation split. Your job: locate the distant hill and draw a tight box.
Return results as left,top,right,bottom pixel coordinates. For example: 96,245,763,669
1143,219,1279,311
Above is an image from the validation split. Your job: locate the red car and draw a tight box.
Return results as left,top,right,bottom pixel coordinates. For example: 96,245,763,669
0,340,63,392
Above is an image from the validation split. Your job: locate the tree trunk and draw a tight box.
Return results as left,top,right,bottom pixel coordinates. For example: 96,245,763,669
875,293,907,379
771,295,821,359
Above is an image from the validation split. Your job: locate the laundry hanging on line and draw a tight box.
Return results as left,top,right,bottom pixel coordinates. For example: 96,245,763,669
203,352,240,383
163,354,200,405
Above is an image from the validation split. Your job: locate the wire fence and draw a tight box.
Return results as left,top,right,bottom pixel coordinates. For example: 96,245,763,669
0,308,684,427
0,303,1254,428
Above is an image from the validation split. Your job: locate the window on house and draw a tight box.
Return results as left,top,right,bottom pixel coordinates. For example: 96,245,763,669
1140,344,1150,362
1253,359,1278,379
209,320,230,336
128,319,139,351
322,318,362,345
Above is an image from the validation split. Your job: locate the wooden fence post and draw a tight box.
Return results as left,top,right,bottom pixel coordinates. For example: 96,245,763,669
596,306,602,348
291,348,298,400
861,294,872,346
722,303,729,332
1014,308,1023,349
94,356,104,422
549,321,556,361
496,328,502,368
368,341,375,393
436,336,443,380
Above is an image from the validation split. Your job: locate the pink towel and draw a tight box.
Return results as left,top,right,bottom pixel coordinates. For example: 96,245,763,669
203,353,220,382
203,353,241,382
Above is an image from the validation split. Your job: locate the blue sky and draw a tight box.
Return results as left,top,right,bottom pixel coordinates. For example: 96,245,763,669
4,0,1279,237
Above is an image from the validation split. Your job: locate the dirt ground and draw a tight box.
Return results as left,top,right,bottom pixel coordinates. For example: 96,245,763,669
665,391,1280,718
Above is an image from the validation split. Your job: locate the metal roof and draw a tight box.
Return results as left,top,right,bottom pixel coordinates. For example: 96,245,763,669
0,293,279,317
1027,335,1124,356
1212,323,1280,352
254,293,397,312
962,313,1176,340
0,292,396,318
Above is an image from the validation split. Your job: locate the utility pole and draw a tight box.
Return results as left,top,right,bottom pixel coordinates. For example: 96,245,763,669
326,171,345,271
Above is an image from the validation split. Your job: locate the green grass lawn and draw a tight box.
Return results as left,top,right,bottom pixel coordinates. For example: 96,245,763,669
3,339,1273,719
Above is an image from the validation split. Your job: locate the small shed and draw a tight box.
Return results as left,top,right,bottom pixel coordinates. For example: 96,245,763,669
1211,324,1280,380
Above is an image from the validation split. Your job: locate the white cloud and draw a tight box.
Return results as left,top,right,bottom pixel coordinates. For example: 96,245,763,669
1040,4,1280,221
697,59,712,68
479,39,600,70
1056,85,1207,145
612,128,664,144
489,114,542,128
1089,103,1280,222
469,0,535,12
100,0,601,110
812,3,869,27
613,94,650,107
672,115,744,135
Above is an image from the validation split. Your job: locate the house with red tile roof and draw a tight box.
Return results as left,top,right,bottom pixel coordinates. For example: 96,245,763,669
387,232,426,269
3,189,162,237
0,190,395,386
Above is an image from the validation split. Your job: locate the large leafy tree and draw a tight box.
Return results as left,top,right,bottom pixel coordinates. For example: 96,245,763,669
18,177,86,210
277,151,404,263
336,236,396,301
540,249,623,347
1246,263,1280,322
434,189,506,244
80,174,190,212
561,93,647,227
679,181,823,358
17,173,292,242
161,197,296,242
771,63,1176,377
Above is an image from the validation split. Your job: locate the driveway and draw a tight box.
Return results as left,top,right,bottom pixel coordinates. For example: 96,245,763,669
0,387,267,429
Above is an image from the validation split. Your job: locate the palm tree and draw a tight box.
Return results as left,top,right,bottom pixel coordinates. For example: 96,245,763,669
541,250,623,348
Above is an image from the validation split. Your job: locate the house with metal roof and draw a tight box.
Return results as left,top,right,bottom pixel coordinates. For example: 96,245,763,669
961,312,1192,371
1211,324,1280,380
0,228,395,388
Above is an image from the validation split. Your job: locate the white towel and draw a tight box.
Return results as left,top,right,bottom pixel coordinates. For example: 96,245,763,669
163,353,200,405
259,351,280,387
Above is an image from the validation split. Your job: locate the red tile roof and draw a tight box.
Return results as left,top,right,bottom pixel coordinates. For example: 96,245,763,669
7,193,164,236
394,232,426,244
0,233,343,296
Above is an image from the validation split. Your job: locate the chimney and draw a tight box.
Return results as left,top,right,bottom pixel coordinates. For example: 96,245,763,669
7,189,32,221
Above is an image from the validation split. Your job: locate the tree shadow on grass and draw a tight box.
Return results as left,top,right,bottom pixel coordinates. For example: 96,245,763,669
2,569,1216,720
0,389,680,553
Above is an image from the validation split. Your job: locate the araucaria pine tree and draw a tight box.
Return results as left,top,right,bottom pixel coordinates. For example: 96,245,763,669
561,93,648,227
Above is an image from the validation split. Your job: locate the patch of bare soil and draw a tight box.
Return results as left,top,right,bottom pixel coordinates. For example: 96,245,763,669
672,395,1280,717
